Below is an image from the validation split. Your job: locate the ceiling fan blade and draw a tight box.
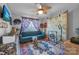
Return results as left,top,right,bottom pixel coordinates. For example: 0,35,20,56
35,3,52,14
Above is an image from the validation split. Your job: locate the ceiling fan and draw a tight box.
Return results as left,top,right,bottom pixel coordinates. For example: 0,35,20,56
36,3,51,14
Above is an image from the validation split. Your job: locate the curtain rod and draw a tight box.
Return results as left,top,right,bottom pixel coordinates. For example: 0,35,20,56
21,16,39,20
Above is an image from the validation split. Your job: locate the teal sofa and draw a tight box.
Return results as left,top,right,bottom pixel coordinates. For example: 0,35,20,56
19,31,45,43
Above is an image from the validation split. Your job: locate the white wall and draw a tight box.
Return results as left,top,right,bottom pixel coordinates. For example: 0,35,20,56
0,18,12,37
68,7,79,38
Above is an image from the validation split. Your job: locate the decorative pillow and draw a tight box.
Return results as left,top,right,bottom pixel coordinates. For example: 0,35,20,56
0,28,5,37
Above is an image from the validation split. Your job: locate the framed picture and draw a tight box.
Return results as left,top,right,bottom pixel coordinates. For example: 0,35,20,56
48,31,57,43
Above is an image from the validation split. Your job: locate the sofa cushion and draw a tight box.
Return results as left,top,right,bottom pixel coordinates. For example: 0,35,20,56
19,31,45,43
21,31,42,37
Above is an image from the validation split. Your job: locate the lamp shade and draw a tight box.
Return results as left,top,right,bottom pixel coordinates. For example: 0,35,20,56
2,5,11,22
13,19,21,25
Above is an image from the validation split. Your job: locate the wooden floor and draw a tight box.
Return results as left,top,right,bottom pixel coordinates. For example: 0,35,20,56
64,40,79,55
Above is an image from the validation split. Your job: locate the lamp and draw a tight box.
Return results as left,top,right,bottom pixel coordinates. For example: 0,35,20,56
13,19,21,25
13,19,21,34
37,9,43,14
37,4,44,14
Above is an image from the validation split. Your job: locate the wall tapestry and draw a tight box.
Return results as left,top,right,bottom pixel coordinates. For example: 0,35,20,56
21,17,40,32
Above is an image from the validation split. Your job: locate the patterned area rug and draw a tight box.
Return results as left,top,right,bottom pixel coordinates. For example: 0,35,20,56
20,41,64,55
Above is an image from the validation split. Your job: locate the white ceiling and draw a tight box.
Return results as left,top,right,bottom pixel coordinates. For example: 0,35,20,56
6,3,79,19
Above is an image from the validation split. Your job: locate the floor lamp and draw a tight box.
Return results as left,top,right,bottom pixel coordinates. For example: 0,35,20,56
13,19,21,34
58,24,63,41
44,22,47,34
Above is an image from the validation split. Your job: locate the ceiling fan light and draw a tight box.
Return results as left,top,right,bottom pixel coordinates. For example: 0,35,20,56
38,10,43,14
